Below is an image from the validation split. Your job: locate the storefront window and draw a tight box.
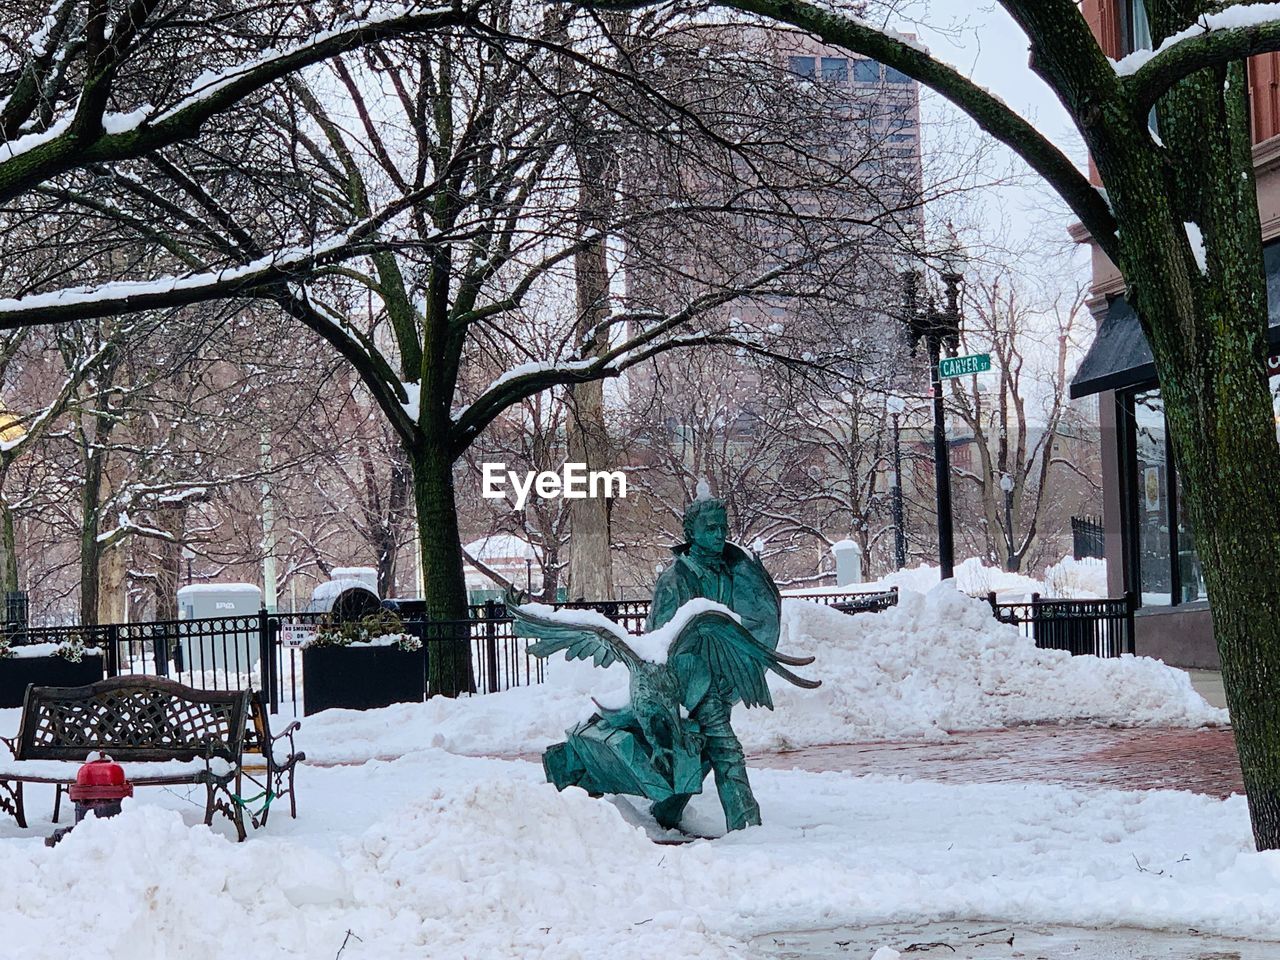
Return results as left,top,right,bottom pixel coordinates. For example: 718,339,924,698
1133,390,1171,605
1175,471,1206,602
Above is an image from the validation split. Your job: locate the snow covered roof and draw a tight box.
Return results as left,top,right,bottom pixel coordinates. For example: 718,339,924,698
332,566,376,579
464,534,538,562
177,583,261,597
311,579,379,604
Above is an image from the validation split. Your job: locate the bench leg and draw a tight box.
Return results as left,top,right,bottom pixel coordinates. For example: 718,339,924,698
267,755,303,823
52,784,63,824
206,780,246,842
0,779,24,829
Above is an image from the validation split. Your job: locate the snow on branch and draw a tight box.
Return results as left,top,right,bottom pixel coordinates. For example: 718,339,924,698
96,512,177,547
0,181,442,328
0,2,477,205
0,235,351,326
149,3,463,127
1121,5,1280,112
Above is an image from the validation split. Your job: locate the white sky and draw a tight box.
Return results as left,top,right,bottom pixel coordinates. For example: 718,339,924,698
910,2,1090,258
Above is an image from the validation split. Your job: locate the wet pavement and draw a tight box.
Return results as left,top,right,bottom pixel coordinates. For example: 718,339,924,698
752,920,1280,960
746,724,1242,798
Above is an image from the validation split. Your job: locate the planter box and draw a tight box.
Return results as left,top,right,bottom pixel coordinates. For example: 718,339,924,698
301,645,426,716
0,654,105,708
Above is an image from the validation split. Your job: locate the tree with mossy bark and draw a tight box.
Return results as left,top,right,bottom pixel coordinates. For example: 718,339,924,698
561,0,1280,849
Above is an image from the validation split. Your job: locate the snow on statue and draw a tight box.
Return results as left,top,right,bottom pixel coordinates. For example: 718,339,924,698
511,495,818,833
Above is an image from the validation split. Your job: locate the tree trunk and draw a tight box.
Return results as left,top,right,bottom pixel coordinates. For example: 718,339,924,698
566,381,614,600
0,496,17,595
155,504,183,621
566,136,616,602
79,470,103,627
541,543,559,603
1098,55,1280,849
97,544,126,625
411,441,474,697
377,444,412,597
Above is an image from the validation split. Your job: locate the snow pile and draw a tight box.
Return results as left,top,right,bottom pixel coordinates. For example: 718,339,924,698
300,585,1223,764
1043,555,1109,598
740,589,1225,749
883,558,1042,600
786,557,1043,600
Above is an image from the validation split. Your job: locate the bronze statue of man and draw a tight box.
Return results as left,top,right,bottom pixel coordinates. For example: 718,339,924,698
514,494,810,836
645,496,782,831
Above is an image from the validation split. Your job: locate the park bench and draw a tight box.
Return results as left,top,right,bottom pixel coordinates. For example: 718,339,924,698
0,676,303,841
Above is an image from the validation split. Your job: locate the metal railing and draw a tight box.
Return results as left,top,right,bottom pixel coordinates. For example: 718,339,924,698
4,585,1136,717
1071,515,1106,560
988,591,1135,657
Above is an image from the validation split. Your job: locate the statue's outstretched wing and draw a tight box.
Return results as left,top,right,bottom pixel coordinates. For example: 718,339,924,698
666,610,820,711
510,603,642,672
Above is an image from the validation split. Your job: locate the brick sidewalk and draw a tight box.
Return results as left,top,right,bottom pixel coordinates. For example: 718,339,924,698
747,724,1243,797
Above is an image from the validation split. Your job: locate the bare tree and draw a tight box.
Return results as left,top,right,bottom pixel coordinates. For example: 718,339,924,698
946,270,1094,573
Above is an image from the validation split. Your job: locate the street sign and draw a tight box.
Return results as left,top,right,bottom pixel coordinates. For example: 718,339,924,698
938,353,992,379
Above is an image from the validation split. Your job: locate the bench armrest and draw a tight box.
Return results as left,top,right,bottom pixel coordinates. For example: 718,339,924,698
268,721,303,770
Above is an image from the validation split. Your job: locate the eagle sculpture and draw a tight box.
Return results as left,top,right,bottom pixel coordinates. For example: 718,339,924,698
511,599,819,832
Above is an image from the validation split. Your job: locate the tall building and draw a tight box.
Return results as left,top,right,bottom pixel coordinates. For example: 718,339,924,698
622,25,925,416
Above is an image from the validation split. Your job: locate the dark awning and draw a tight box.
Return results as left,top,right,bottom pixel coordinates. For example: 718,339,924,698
1070,242,1280,399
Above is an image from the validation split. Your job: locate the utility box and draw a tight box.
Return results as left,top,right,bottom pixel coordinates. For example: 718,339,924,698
831,540,864,587
176,583,263,676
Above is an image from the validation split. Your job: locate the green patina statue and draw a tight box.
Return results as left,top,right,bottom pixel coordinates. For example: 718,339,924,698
511,496,819,833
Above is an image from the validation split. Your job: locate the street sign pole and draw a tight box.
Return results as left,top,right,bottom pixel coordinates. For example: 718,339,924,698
929,335,955,581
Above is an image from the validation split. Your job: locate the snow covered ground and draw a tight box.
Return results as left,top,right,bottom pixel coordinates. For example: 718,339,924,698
3,750,1278,959
298,586,1224,763
0,583,1241,958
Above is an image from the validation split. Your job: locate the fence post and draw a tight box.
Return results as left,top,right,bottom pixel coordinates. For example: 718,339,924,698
1124,590,1136,656
986,591,998,616
484,599,499,694
105,624,120,677
258,608,278,714
153,628,169,678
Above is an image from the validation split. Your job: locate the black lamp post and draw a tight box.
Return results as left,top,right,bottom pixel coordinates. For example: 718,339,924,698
899,264,963,581
885,395,907,570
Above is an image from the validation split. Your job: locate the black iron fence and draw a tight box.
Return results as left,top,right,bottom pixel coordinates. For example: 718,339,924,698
1071,515,1106,560
988,591,1135,658
1,585,1135,715
814,588,900,615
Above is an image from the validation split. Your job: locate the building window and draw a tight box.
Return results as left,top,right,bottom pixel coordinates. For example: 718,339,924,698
1123,384,1216,606
1121,1,1158,133
821,57,848,82
1122,0,1152,57
853,59,880,83
789,56,816,79
884,66,910,84
1174,472,1206,602
1132,390,1171,606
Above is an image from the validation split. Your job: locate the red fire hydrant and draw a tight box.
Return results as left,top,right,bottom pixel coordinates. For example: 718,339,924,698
68,753,133,823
